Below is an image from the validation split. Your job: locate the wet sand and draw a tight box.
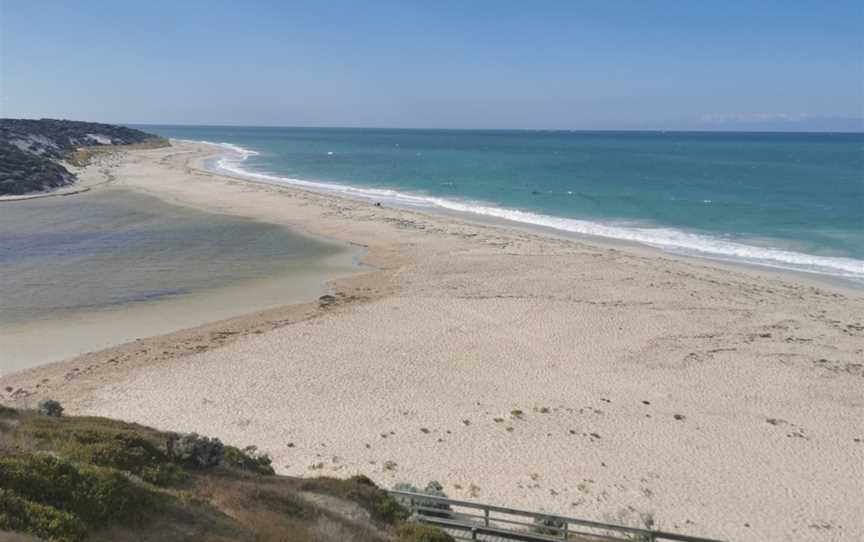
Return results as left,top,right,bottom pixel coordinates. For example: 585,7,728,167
2,141,863,542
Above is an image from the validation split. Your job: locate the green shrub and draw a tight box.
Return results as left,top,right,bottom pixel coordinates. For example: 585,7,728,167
348,474,376,486
392,481,452,518
14,414,187,486
38,399,64,417
66,434,161,471
0,489,86,542
533,514,566,535
139,463,189,486
373,493,409,525
224,445,275,475
169,433,224,469
0,454,153,524
395,523,455,542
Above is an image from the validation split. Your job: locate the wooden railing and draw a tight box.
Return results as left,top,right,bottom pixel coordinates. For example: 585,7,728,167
387,490,725,542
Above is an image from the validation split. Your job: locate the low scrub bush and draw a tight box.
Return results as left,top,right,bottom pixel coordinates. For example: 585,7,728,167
139,463,189,486
392,481,451,519
15,414,188,486
533,514,566,536
0,488,86,542
169,432,224,469
37,399,64,417
224,445,274,475
348,474,376,486
0,454,153,524
395,523,455,542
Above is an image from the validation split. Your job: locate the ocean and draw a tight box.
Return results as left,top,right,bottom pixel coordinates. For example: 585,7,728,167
144,126,864,282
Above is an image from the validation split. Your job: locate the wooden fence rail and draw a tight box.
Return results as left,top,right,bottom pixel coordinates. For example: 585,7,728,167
387,490,726,542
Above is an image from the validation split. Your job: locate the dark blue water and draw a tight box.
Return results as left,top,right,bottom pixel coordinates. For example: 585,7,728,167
143,126,864,280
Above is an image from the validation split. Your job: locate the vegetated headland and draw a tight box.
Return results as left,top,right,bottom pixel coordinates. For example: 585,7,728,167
0,118,167,196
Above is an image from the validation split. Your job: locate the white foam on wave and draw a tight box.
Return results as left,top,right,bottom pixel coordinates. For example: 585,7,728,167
195,140,864,281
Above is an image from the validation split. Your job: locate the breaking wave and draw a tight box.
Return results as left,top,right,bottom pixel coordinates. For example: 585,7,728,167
190,139,864,282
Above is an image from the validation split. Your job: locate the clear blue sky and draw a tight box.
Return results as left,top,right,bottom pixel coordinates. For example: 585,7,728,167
1,0,862,131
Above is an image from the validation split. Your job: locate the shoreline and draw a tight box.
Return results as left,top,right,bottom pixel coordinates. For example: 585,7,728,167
0,245,363,376
195,138,863,295
2,141,863,542
197,138,864,286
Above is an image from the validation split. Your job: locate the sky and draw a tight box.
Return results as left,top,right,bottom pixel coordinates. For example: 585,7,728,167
1,0,862,131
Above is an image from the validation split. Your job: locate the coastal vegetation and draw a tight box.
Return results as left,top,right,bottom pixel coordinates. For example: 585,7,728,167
0,118,167,195
392,481,452,518
0,404,453,542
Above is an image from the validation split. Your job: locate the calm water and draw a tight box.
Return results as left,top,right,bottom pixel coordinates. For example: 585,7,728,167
0,189,344,325
145,126,864,281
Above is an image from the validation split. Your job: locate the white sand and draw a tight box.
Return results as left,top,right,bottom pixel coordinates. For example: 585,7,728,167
2,141,863,541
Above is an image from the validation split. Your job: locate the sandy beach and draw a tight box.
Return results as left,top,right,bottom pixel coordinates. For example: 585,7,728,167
2,141,862,541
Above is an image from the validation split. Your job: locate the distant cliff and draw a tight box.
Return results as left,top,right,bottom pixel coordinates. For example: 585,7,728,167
0,118,166,196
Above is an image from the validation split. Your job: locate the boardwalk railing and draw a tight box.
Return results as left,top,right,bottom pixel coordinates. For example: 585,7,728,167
387,490,725,542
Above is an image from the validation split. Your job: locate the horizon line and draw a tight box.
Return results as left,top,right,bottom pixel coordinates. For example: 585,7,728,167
125,122,864,135
4,117,862,135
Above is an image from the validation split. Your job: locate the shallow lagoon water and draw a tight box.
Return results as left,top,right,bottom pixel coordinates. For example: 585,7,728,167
0,188,358,373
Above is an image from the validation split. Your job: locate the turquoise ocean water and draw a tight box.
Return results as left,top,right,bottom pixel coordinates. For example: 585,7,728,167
143,126,864,282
